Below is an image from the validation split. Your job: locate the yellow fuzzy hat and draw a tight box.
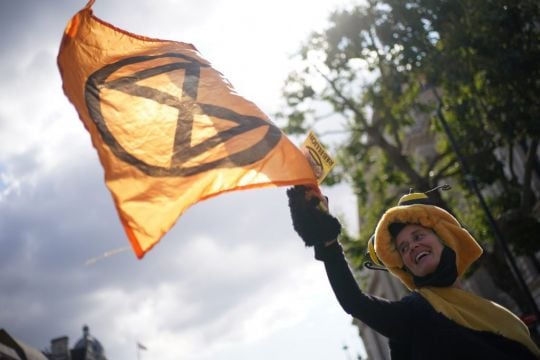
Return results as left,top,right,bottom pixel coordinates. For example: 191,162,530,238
371,192,483,290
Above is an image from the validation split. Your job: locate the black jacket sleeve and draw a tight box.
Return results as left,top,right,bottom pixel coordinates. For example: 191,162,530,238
314,241,415,340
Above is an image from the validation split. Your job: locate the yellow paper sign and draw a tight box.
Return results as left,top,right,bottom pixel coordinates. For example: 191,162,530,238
302,131,335,184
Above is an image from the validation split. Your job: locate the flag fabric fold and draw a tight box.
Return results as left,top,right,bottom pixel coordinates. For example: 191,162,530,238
57,1,317,258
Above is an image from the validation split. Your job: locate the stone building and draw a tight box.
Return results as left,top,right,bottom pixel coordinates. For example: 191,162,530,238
45,326,107,360
0,329,48,360
0,326,108,360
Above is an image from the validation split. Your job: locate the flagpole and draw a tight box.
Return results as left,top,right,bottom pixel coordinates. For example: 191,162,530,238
137,343,140,360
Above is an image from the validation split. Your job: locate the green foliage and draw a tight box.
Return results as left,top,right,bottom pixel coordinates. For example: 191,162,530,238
278,0,540,308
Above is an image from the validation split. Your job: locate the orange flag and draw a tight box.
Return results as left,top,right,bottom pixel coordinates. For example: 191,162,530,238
57,1,317,258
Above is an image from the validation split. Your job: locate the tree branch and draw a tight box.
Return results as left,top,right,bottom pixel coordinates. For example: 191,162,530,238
316,65,430,191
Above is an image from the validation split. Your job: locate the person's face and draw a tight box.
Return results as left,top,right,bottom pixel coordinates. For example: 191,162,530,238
395,224,444,277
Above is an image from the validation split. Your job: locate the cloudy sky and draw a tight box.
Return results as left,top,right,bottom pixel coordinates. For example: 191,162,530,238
0,1,365,359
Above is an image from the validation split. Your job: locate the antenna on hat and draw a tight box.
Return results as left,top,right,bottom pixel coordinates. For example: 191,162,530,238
398,184,451,206
364,261,388,271
425,184,451,194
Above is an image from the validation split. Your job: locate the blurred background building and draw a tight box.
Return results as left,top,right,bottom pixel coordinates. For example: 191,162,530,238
45,325,107,360
0,326,107,360
0,329,48,360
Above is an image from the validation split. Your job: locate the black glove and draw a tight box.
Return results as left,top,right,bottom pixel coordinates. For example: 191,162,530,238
286,185,341,246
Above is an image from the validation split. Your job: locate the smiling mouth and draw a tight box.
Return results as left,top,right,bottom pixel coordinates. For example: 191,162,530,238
415,251,430,264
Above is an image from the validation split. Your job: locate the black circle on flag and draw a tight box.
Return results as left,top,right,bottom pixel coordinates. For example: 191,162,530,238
85,52,282,177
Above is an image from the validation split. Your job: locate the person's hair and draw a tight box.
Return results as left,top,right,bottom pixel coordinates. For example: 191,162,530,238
388,222,407,239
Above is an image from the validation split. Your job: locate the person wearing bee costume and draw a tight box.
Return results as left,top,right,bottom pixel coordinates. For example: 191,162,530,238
286,185,540,359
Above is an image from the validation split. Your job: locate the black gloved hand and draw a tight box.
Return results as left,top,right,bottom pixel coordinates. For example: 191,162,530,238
286,185,341,246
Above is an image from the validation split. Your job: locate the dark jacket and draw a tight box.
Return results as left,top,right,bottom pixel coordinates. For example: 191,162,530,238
315,242,538,360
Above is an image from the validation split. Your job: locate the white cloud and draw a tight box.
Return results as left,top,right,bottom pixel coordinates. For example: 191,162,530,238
0,0,365,359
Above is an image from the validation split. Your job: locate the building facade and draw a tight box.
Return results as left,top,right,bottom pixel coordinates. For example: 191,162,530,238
0,329,48,360
45,326,107,360
0,325,108,360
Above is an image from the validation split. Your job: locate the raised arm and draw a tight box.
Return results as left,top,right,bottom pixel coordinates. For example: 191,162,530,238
286,186,414,339
315,240,414,338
